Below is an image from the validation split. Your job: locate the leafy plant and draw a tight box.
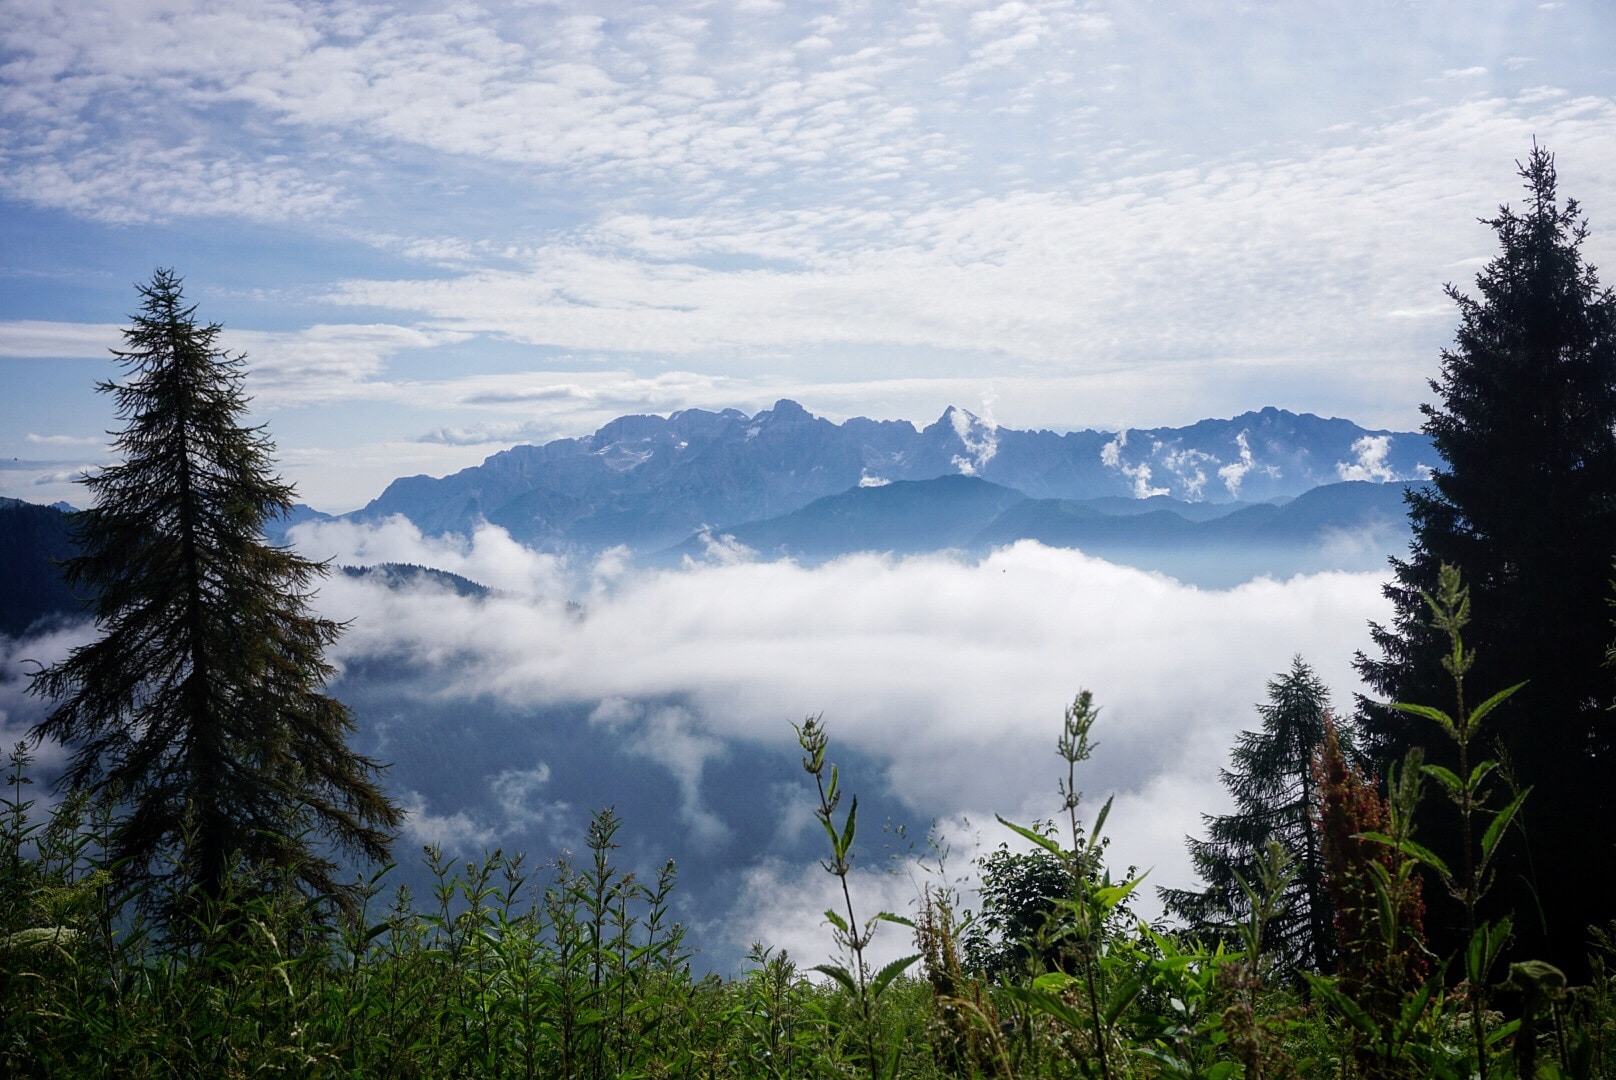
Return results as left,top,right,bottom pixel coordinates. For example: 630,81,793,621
795,713,920,1080
1382,563,1531,1079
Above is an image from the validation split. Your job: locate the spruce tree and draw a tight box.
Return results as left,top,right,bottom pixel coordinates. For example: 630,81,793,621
29,269,400,923
1355,145,1616,970
1160,657,1339,976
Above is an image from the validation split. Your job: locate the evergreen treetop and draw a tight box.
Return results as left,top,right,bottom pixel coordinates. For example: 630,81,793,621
29,269,400,926
1160,656,1340,978
1356,143,1616,971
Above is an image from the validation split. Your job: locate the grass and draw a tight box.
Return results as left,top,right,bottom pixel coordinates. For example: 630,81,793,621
7,666,1616,1076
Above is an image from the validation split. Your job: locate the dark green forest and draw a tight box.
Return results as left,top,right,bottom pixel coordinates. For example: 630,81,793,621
7,145,1616,1078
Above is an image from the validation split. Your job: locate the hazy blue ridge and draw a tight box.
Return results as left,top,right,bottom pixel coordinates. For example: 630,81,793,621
0,502,430,636
661,476,1421,586
660,474,1028,564
263,502,334,545
0,499,84,636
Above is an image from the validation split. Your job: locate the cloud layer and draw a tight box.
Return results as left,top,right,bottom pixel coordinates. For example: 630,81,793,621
293,517,1392,958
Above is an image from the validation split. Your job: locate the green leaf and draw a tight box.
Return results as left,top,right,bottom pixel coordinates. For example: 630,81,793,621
1467,759,1498,791
1016,987,1086,1029
1485,1017,1522,1047
1480,788,1531,866
874,911,914,928
1032,971,1079,993
812,963,858,995
870,953,920,1000
1467,681,1527,731
824,908,849,934
1392,701,1458,737
840,794,859,857
1390,976,1441,1046
1467,918,1513,985
1421,764,1464,799
1091,794,1114,841
1355,830,1452,879
995,814,1065,856
1103,974,1143,1026
1303,972,1384,1045
1368,871,1396,942
818,811,843,855
1093,873,1148,910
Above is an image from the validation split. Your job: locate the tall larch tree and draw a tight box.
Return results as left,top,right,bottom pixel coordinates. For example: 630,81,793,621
1356,144,1616,971
29,269,400,926
1160,657,1340,978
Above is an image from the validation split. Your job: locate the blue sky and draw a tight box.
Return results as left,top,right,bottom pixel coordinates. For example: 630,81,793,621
4,0,1615,511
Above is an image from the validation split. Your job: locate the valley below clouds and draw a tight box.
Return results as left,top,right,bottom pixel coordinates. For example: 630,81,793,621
284,516,1391,970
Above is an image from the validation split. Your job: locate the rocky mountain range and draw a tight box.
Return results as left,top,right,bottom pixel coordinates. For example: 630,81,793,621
2,403,1435,635
349,401,1435,555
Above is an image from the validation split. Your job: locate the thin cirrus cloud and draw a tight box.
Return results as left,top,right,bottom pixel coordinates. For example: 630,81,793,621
0,320,470,406
5,2,1616,509
2,0,975,221
319,94,1616,361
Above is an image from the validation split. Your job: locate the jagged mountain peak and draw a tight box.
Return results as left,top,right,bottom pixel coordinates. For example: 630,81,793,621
756,398,813,423
350,402,1435,552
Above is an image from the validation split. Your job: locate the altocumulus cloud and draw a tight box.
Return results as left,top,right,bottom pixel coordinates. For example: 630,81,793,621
295,517,1392,956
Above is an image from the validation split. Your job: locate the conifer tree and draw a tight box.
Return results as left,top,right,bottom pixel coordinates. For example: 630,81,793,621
29,269,400,923
1355,145,1616,968
1160,657,1339,976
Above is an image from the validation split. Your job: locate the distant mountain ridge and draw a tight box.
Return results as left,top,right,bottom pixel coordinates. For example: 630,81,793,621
353,402,1434,554
2,404,1435,623
0,498,85,636
661,475,1419,586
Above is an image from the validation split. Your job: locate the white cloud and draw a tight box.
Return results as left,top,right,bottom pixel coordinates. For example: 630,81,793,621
0,322,124,359
1101,432,1168,499
225,324,475,406
0,623,95,768
290,515,570,597
302,521,1392,918
0,320,468,408
592,701,730,844
1336,434,1398,482
295,92,1616,420
1218,432,1255,497
399,790,499,852
948,405,998,476
724,858,930,977
26,433,105,447
687,528,758,567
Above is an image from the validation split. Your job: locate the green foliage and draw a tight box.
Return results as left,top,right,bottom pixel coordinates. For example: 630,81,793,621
796,713,920,1079
27,269,399,929
1379,564,1532,1080
964,825,1085,979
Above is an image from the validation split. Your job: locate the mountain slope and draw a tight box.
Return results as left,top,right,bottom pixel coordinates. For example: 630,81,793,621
662,474,1028,563
662,478,1417,586
0,499,84,635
